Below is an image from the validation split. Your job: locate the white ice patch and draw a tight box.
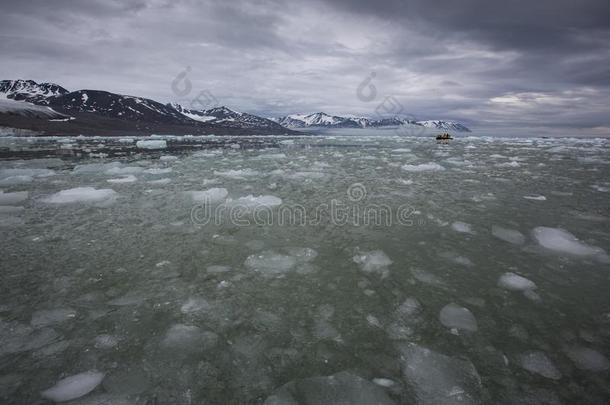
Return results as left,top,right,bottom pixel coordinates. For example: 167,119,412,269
439,303,478,332
42,187,117,205
213,169,259,179
451,221,473,234
144,167,172,175
41,370,105,402
492,226,525,245
0,191,28,205
107,175,137,184
523,195,546,201
0,175,34,186
519,351,561,380
180,297,211,314
188,188,228,203
591,185,610,192
566,347,610,371
532,227,605,257
160,324,217,353
244,251,297,275
353,250,392,276
147,178,171,185
0,168,55,178
136,140,167,149
105,166,144,175
498,272,537,292
401,162,445,172
159,155,178,161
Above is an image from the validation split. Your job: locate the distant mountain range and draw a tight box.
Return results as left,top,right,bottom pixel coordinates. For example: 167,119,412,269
274,112,470,132
0,80,292,136
0,79,470,136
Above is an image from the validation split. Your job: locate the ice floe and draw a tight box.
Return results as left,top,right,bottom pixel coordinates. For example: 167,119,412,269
41,370,105,402
565,347,610,371
451,221,473,234
401,162,445,172
0,175,33,186
107,175,137,183
398,343,482,404
136,140,167,149
244,247,317,276
498,272,537,292
523,195,546,201
42,187,117,205
439,303,478,332
532,227,606,257
188,188,228,203
519,351,561,380
492,225,525,245
214,169,259,179
226,194,282,208
353,249,392,276
160,324,217,353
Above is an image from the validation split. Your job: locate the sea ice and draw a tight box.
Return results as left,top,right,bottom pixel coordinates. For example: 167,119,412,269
244,251,297,275
188,188,228,203
42,187,117,205
0,191,28,205
147,178,171,185
353,250,392,275
532,227,605,256
213,169,259,179
107,175,137,183
498,272,537,292
398,343,482,404
492,225,525,245
159,155,178,161
93,334,119,349
144,167,172,174
31,308,77,328
401,162,445,172
41,370,105,402
0,205,24,214
160,324,217,353
439,303,478,332
451,221,473,233
523,195,547,201
136,140,167,149
0,168,55,178
565,347,610,371
180,297,211,314
519,351,561,380
105,166,144,175
263,371,396,405
0,175,33,186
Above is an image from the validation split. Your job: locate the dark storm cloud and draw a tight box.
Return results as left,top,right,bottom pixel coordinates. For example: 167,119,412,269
0,0,609,135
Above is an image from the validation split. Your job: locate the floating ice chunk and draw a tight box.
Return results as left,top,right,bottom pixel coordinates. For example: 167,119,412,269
372,378,396,387
161,324,217,353
263,371,396,405
398,343,482,404
439,303,478,332
159,155,178,161
532,227,605,256
72,162,120,174
144,167,172,174
523,195,546,201
492,226,525,245
353,250,392,275
401,162,445,172
258,153,287,159
42,187,117,205
180,297,211,314
519,351,561,379
41,370,105,402
226,194,282,208
0,191,28,205
366,315,382,328
391,148,411,153
245,251,297,275
0,168,55,178
94,334,119,349
147,178,171,185
451,221,473,234
591,185,610,192
285,247,318,262
496,161,520,168
31,308,76,328
566,347,610,371
214,169,259,178
0,175,33,186
105,166,143,175
136,140,167,149
498,272,537,292
206,265,231,274
188,188,228,203
107,175,137,184
411,268,445,286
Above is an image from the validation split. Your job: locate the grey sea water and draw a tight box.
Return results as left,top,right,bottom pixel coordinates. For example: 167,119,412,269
1,135,609,404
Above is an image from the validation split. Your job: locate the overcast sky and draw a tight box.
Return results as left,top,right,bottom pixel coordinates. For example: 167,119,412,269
1,0,609,135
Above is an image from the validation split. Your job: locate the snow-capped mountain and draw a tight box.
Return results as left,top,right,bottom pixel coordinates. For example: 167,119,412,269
275,112,470,131
0,79,68,103
170,104,287,131
417,120,471,132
